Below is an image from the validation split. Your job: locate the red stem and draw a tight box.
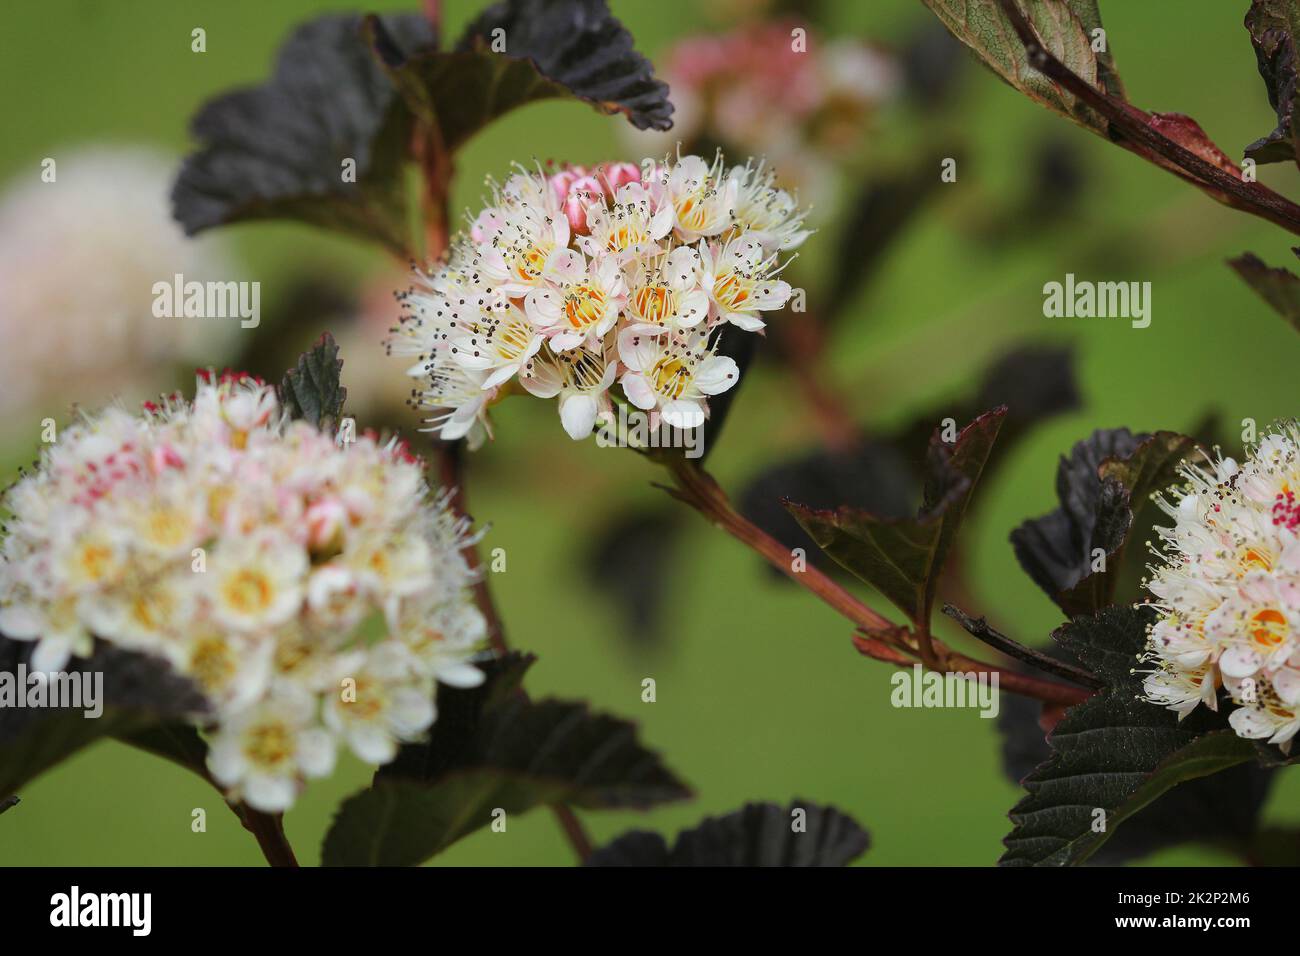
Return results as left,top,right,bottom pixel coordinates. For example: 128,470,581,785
664,460,1091,707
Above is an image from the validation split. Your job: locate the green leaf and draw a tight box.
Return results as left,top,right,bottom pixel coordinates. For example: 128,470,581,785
1244,0,1300,166
919,0,1121,134
1011,429,1199,618
279,333,348,429
784,408,1006,628
321,654,691,866
1228,251,1300,332
172,13,435,256
0,639,209,796
368,0,672,156
587,800,870,867
1002,605,1263,866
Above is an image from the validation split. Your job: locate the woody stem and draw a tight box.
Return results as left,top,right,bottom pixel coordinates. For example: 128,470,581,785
662,459,1091,707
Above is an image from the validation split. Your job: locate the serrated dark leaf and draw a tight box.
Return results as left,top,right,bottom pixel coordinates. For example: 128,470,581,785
0,637,209,795
1244,0,1300,166
1011,429,1199,618
785,408,1006,627
1229,250,1300,332
995,639,1276,864
279,333,347,428
172,13,434,254
1002,605,1267,866
322,653,690,865
587,800,870,867
454,0,673,135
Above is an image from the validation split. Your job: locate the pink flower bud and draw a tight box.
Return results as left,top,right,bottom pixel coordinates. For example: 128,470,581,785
598,162,642,194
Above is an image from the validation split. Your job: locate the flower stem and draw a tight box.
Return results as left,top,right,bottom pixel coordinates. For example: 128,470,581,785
661,459,1091,707
234,804,298,867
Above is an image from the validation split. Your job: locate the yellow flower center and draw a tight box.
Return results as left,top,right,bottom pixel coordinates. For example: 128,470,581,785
651,356,690,400
565,284,608,331
245,722,294,770
222,568,273,616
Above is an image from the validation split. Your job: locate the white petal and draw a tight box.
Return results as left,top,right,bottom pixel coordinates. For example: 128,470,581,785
349,725,397,765
620,373,657,410
695,355,739,395
436,662,486,688
0,604,43,639
297,728,338,778
243,773,296,813
559,394,600,439
661,400,705,430
1219,645,1263,679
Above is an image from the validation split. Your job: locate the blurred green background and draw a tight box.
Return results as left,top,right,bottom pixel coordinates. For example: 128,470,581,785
3,0,1299,866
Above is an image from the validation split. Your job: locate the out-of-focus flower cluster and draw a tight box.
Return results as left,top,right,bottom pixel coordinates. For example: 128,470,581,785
628,23,898,208
0,374,486,811
0,147,239,428
389,152,810,445
1143,423,1300,751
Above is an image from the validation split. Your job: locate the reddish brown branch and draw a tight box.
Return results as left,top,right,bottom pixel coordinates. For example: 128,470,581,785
663,460,1091,707
995,0,1300,237
234,805,298,867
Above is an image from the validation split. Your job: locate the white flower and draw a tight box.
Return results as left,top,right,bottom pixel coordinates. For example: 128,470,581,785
527,253,626,351
207,690,337,813
0,146,240,432
618,328,739,429
208,534,307,634
659,152,737,243
0,373,487,811
1142,421,1300,752
520,341,619,439
728,160,812,252
386,150,809,445
323,643,438,764
700,235,793,332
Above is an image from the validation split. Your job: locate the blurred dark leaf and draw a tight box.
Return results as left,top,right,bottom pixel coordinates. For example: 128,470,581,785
173,13,434,255
0,794,17,815
584,507,683,645
1244,0,1300,165
322,653,690,865
1228,250,1300,331
279,333,348,429
920,0,1123,134
741,346,1078,580
1010,428,1199,618
901,20,966,106
1001,605,1294,866
824,159,947,320
1244,825,1300,864
996,640,1276,864
786,408,1005,627
587,800,869,866
0,637,209,796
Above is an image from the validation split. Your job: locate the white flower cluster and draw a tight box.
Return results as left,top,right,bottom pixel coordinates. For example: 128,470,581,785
0,146,239,427
0,374,486,811
388,152,810,445
1143,423,1300,749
